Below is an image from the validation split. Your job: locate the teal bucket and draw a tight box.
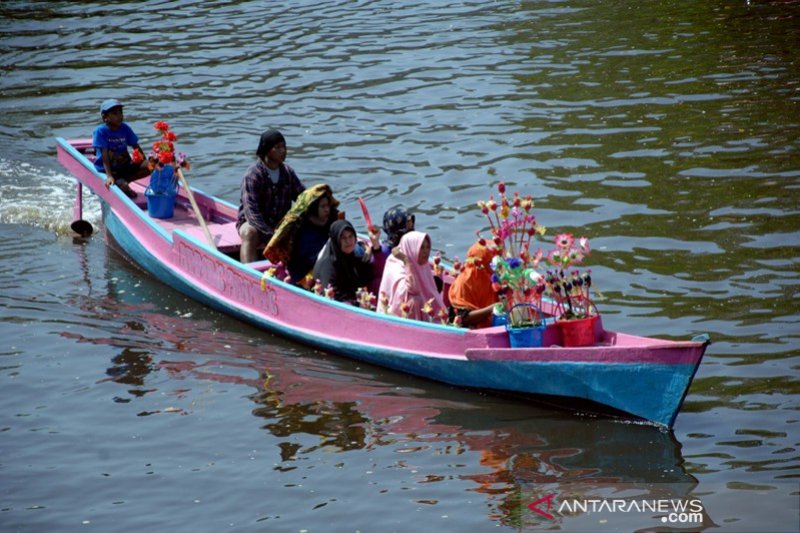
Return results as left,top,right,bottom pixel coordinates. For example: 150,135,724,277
145,189,176,219
507,324,545,348
505,303,546,348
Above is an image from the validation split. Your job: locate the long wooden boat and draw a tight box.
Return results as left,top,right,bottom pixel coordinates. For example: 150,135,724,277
56,137,709,428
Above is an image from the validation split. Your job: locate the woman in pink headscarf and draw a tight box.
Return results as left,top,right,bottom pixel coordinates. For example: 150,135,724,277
377,231,445,321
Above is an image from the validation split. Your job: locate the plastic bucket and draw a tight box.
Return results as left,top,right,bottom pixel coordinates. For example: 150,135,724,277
557,315,598,347
149,165,175,194
507,324,545,348
491,313,507,327
145,189,176,219
505,303,545,348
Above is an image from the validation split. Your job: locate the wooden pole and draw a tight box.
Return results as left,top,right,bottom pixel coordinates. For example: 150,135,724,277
176,167,216,249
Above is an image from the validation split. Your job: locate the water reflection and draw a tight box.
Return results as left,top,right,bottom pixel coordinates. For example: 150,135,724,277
253,388,370,457
105,347,154,390
167,353,708,530
61,238,199,401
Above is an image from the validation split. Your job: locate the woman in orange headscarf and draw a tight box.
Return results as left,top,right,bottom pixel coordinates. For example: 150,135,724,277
447,242,499,328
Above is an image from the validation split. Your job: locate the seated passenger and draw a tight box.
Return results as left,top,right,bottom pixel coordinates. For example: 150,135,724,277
263,184,339,284
237,129,305,263
312,219,381,304
382,206,415,250
370,206,415,294
447,241,499,328
377,231,445,321
92,99,150,198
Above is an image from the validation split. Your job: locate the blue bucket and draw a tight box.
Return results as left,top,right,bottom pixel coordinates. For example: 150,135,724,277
505,303,546,348
145,189,176,219
491,313,507,327
507,325,545,348
149,165,176,194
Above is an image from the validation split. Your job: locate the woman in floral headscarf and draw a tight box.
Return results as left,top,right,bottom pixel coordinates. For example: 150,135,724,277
263,184,339,284
382,206,414,249
369,206,416,294
377,231,445,321
448,241,499,328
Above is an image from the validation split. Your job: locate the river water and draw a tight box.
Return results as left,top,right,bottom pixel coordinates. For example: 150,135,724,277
1,1,798,532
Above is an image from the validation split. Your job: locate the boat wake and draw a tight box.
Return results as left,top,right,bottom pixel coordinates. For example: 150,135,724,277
0,158,101,236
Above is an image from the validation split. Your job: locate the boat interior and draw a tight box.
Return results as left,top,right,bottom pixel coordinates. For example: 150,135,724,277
69,140,555,327
74,141,272,270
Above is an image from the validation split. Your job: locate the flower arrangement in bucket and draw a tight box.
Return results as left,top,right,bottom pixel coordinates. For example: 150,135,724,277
505,303,546,348
541,233,599,347
543,233,593,318
134,121,190,219
476,182,546,330
475,182,600,347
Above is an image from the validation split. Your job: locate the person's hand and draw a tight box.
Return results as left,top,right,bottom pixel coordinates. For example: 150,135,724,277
105,174,114,189
391,246,408,264
368,225,381,248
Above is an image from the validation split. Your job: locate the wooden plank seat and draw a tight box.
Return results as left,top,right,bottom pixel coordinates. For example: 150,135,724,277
135,194,240,252
182,220,242,252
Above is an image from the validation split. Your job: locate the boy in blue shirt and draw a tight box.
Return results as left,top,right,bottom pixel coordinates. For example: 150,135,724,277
92,99,149,198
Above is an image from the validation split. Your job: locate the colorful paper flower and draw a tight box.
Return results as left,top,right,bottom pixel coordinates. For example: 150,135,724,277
312,279,323,295
474,182,598,323
147,121,190,172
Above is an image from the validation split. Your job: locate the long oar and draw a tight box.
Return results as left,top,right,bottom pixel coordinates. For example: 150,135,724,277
70,181,93,237
176,167,215,249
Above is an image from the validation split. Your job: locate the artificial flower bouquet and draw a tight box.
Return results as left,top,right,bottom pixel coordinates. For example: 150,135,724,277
132,121,190,195
476,182,598,327
542,234,596,322
476,182,544,327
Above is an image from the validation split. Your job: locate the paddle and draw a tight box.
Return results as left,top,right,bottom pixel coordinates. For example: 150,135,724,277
70,181,93,237
176,167,216,249
71,219,93,237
